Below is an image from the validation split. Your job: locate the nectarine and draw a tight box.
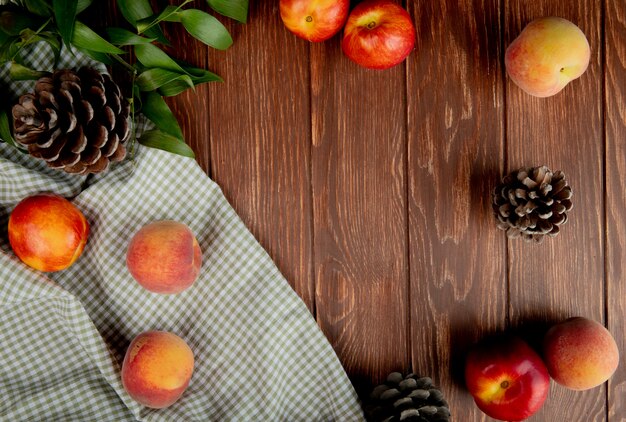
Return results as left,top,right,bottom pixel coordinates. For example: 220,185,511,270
543,316,619,390
126,221,202,294
122,331,194,408
505,17,590,97
8,193,89,272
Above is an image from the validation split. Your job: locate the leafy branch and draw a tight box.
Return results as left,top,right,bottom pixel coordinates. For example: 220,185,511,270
0,0,248,157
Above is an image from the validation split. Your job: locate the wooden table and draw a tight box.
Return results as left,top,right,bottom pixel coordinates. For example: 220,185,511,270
106,1,625,420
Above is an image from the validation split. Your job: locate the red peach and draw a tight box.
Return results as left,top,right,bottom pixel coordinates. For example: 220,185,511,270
122,331,194,408
8,193,89,272
543,316,619,390
126,221,202,294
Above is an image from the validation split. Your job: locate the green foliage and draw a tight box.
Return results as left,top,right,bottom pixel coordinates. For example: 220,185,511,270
138,129,195,158
0,0,249,157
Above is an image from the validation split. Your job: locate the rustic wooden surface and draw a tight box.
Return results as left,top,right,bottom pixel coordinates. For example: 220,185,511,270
109,0,625,420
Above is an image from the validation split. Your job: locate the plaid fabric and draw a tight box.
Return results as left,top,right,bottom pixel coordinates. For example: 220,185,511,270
0,44,363,421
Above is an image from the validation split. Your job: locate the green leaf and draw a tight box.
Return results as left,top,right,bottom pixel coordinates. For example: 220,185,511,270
136,68,194,92
156,65,222,95
0,107,18,147
72,21,124,54
74,47,114,65
53,0,78,47
116,0,168,44
138,129,195,158
140,91,184,140
179,63,222,84
157,80,192,97
23,0,52,17
116,0,152,25
136,5,181,33
0,11,35,36
9,62,49,80
134,43,186,74
206,0,248,23
76,0,93,14
0,38,19,62
106,27,155,45
178,9,232,50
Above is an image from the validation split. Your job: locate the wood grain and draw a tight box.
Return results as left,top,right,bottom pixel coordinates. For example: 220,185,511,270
505,1,606,420
406,1,506,419
206,2,315,310
310,11,409,391
605,0,626,420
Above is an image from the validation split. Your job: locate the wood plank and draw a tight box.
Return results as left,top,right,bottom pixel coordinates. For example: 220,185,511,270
605,0,626,419
504,1,606,420
406,1,507,419
206,3,315,310
310,12,409,391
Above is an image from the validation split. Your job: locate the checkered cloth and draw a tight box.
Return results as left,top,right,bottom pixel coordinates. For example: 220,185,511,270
0,44,363,421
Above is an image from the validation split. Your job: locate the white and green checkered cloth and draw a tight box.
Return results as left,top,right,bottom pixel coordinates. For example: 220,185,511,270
0,44,363,421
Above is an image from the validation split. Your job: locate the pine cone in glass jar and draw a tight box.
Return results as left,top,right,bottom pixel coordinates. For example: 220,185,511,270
11,67,130,174
493,166,573,242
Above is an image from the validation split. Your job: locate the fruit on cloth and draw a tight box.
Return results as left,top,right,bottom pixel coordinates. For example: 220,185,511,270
543,317,619,390
465,335,550,421
279,0,349,42
126,221,202,294
8,193,89,272
492,165,572,243
341,0,415,70
364,372,451,421
505,17,590,97
12,67,130,174
122,331,194,409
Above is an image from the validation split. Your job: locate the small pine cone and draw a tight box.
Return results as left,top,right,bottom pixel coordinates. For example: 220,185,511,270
493,165,573,243
364,372,451,422
11,67,130,174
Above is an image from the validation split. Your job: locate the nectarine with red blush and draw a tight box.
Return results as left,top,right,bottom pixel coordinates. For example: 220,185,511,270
8,193,89,272
122,331,194,408
126,221,202,294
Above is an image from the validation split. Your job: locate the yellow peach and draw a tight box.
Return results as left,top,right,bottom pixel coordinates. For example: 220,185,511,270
121,331,194,409
126,221,202,294
543,317,619,390
8,193,89,272
505,17,590,97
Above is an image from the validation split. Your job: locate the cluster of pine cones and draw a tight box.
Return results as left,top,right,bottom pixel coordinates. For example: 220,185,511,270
11,67,130,174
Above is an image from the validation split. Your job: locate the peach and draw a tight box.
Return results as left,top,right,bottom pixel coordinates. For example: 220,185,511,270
122,331,194,408
543,316,619,390
505,17,590,97
8,193,89,272
126,221,202,294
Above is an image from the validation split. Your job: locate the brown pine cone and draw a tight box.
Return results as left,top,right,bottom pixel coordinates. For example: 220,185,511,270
493,166,573,242
12,67,130,174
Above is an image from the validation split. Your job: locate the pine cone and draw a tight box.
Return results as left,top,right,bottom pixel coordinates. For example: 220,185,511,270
11,67,130,174
364,372,451,422
493,166,573,242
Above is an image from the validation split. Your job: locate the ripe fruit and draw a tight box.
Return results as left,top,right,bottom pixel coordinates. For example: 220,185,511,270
341,0,416,70
122,331,194,409
465,335,550,421
279,0,349,42
543,316,619,390
126,221,202,294
8,193,89,272
505,17,591,97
